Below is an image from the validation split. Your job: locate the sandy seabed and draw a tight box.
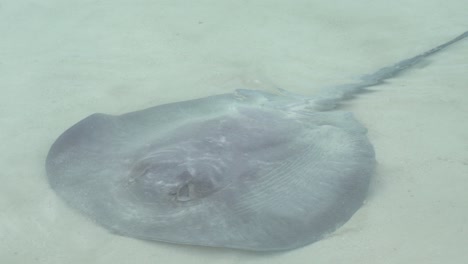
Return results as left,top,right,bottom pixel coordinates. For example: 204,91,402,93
1,1,467,263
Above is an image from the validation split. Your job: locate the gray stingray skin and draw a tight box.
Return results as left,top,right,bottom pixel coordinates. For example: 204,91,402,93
46,32,467,251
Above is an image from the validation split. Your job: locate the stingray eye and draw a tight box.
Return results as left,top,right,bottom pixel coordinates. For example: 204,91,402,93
174,180,214,202
175,183,193,202
173,173,220,202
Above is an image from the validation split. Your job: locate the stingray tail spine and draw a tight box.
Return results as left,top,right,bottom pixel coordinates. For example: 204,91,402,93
311,31,468,110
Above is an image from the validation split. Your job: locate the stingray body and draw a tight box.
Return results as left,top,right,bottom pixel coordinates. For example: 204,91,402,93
46,32,467,251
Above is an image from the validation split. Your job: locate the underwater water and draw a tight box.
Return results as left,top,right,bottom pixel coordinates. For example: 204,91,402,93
1,1,467,263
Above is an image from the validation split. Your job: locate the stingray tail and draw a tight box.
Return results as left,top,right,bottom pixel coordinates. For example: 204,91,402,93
310,31,468,111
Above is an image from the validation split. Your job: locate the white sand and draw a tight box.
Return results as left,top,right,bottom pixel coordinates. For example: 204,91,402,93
1,1,467,263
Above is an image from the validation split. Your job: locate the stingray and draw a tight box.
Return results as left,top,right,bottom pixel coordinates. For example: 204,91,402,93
46,31,467,251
